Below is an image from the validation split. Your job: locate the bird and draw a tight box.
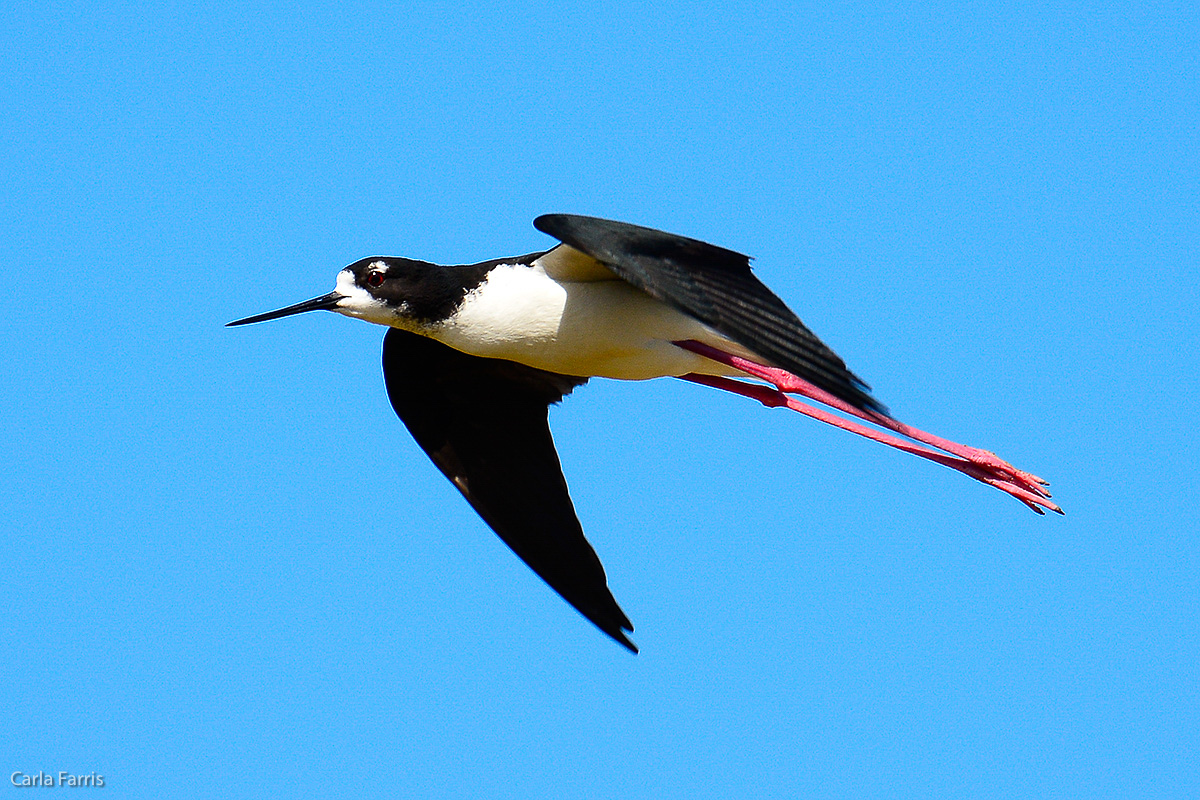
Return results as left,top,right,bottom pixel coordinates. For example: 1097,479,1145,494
228,214,1059,652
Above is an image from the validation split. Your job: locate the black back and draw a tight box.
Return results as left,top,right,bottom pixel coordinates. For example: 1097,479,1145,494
534,214,887,417
381,328,636,652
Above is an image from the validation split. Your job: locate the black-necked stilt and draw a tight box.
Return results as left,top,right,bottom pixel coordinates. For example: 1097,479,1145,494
229,214,1059,652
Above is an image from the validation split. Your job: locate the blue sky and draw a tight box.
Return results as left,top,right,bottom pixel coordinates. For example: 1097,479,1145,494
3,2,1197,797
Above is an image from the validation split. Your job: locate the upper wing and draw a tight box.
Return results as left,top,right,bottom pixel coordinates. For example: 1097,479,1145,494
534,214,886,417
381,328,636,652
531,242,620,282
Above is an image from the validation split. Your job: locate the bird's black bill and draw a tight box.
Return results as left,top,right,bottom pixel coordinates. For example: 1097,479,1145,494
226,292,344,326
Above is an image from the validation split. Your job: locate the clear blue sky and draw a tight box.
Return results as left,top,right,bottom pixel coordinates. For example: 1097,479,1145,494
3,2,1197,798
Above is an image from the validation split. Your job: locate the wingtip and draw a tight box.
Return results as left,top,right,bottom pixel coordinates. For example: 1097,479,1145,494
592,608,638,653
611,629,639,654
593,612,638,653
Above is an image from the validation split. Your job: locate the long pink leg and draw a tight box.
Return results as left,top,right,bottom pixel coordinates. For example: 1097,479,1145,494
673,339,1061,515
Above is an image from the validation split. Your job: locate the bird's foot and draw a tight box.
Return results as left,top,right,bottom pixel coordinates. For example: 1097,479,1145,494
674,340,1061,515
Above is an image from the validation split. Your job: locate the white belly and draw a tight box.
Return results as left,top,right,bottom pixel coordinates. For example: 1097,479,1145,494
426,263,752,380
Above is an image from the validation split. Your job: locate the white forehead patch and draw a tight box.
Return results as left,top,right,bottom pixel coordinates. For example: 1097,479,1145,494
335,268,365,297
331,268,398,327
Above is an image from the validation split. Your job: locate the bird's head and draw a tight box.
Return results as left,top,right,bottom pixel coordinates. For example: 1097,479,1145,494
226,257,449,329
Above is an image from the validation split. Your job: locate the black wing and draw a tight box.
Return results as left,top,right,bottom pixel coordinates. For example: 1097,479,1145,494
534,214,887,417
381,328,636,652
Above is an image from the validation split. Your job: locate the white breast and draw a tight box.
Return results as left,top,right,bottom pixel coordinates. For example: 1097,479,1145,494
427,262,752,380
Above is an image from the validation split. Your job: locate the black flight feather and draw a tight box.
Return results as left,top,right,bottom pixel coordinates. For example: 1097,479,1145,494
534,214,887,417
381,328,637,653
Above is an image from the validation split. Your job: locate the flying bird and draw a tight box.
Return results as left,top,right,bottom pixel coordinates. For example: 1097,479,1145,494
228,214,1059,652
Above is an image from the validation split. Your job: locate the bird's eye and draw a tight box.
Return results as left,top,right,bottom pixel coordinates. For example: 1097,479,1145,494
366,270,385,288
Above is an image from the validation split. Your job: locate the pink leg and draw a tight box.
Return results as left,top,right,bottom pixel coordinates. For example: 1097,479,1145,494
673,340,1061,515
